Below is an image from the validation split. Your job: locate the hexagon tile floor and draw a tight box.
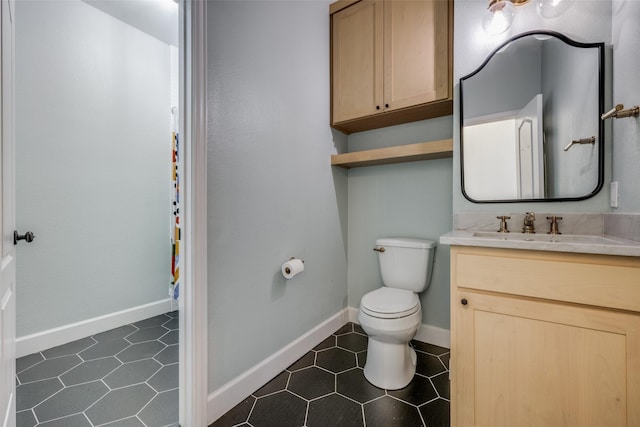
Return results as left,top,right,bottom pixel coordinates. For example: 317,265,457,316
210,322,450,427
16,312,179,427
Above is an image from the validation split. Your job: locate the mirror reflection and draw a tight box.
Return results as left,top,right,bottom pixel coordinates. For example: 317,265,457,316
460,31,604,202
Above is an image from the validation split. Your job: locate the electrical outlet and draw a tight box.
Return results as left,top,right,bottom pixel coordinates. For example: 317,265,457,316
610,181,619,208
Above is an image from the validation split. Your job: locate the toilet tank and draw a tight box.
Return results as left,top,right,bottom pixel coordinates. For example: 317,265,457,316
375,238,436,293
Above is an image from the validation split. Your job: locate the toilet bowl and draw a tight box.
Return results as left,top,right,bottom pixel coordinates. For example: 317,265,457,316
358,238,435,390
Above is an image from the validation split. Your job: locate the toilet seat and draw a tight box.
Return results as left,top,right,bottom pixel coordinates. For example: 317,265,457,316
360,287,419,319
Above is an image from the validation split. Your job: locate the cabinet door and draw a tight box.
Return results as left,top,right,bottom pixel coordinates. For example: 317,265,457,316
331,0,383,123
383,0,450,111
452,290,640,427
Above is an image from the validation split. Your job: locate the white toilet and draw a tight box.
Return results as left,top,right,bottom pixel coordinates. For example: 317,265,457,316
358,237,436,390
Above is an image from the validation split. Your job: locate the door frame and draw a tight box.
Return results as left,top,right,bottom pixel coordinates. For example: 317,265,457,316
1,0,16,425
180,1,208,426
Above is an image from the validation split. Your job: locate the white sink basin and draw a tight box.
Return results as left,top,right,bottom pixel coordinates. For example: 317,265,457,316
472,231,624,245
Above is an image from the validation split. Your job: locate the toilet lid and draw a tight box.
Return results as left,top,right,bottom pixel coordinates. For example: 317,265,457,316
360,288,420,319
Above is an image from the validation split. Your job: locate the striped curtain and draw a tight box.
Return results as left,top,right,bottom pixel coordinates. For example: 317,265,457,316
171,131,180,300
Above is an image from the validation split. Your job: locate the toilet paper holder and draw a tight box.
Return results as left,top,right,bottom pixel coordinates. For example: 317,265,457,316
284,257,304,275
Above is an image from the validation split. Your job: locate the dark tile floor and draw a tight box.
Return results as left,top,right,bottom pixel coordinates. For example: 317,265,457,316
16,312,179,427
211,322,450,427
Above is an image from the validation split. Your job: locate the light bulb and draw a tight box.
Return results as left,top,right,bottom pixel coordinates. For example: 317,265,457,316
536,0,574,18
482,1,516,35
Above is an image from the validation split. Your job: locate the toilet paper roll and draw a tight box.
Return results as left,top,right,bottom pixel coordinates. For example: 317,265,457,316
281,258,304,279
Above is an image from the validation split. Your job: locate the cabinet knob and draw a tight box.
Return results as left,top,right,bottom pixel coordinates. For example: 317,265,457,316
461,298,468,306
376,105,380,110
385,103,389,108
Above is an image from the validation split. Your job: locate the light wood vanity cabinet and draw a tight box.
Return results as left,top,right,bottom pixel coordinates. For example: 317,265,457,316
330,0,452,134
450,246,640,427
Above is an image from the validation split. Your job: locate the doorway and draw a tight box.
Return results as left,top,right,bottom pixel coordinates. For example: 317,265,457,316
14,1,185,425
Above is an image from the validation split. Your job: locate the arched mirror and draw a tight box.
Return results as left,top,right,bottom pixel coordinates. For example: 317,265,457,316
460,31,604,203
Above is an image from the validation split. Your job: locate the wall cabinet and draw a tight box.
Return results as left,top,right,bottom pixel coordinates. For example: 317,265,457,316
330,0,452,134
450,246,640,427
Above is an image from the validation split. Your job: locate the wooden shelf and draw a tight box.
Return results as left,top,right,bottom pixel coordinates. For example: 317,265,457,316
331,138,453,169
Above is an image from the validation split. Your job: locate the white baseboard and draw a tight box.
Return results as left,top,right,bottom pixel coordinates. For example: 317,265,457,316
414,323,450,349
207,308,350,425
347,306,450,349
16,298,173,358
347,306,359,323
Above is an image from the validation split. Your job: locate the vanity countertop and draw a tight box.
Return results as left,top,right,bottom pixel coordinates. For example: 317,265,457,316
440,230,640,257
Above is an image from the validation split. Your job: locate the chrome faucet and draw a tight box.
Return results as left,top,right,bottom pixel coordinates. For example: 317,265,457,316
601,103,640,120
523,212,536,234
601,104,624,120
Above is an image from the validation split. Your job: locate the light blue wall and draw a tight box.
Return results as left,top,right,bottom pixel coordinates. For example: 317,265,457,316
453,0,613,214
205,0,640,395
15,0,172,337
542,39,601,198
207,0,348,390
346,118,453,330
462,43,541,120
611,0,640,213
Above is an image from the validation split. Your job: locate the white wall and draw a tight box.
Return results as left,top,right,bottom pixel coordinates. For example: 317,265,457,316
453,0,612,213
15,0,172,336
207,0,348,390
612,0,640,212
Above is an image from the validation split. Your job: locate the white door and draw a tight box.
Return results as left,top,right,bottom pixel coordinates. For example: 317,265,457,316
0,0,15,426
515,94,544,199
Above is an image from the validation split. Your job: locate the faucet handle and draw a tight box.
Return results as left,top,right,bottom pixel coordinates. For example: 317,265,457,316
546,216,563,235
497,216,511,233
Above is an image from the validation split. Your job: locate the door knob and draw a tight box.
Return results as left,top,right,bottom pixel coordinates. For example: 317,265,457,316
14,230,35,245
